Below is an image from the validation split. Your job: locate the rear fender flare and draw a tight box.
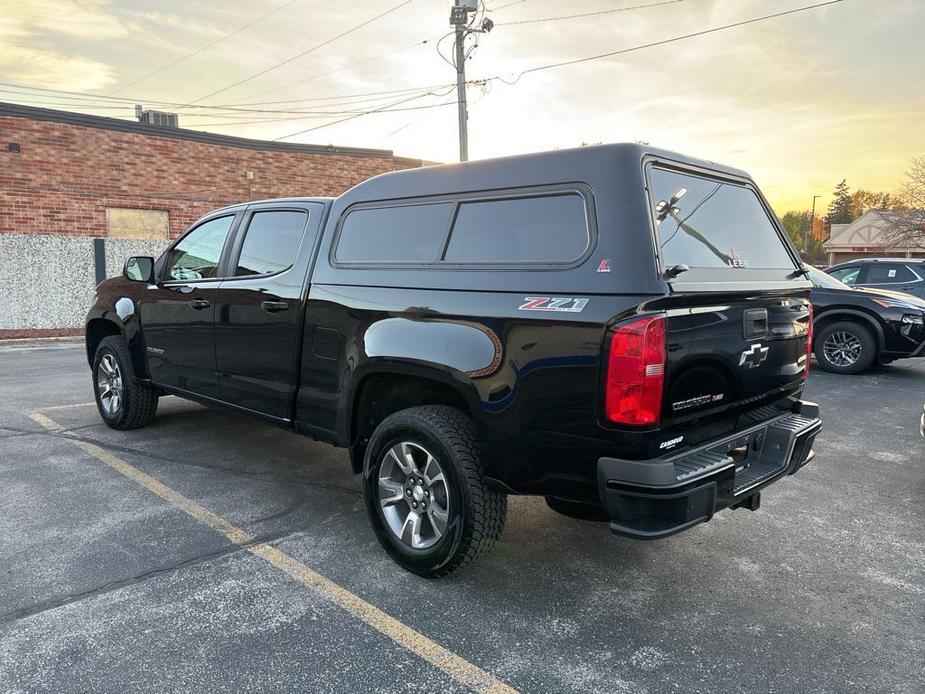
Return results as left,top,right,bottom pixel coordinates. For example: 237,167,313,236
341,358,485,445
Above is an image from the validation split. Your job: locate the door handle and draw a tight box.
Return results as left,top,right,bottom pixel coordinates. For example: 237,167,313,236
189,298,211,310
261,300,290,313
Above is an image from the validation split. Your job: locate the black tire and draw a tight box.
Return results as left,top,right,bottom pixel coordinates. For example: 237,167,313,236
813,321,876,374
362,405,507,578
92,335,158,429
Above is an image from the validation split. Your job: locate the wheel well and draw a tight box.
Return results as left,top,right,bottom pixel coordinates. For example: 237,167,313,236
349,373,472,473
813,312,881,354
85,319,121,366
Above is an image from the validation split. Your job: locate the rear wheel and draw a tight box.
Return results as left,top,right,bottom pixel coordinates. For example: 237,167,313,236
814,321,876,374
93,336,158,429
363,406,506,577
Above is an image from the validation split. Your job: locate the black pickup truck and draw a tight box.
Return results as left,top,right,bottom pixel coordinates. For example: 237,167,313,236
86,144,822,577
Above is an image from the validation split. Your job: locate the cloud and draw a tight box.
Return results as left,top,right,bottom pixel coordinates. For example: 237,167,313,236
123,10,225,38
0,0,125,90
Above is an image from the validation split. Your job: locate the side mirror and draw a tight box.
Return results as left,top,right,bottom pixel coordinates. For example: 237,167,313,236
124,256,155,283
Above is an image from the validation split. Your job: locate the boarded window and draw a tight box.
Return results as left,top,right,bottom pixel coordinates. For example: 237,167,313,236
106,208,169,239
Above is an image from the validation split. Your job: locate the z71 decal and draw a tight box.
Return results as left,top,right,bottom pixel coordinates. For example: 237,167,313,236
519,296,589,313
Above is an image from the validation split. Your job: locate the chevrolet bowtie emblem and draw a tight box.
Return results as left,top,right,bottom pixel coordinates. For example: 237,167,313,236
739,343,769,369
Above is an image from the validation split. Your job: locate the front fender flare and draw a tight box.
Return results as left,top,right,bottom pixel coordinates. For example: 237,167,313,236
85,297,149,378
813,308,885,350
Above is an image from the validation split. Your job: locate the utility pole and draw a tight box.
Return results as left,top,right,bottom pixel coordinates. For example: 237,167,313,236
449,1,492,162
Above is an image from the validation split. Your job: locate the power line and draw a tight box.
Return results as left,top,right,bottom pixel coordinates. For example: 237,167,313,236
0,87,445,119
237,0,527,105
236,34,443,104
186,0,414,106
485,0,844,82
0,81,456,115
0,0,843,143
191,96,459,127
273,87,455,141
218,83,455,108
109,0,302,94
496,0,683,26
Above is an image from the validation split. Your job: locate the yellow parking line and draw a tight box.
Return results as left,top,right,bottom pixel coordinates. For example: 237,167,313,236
37,402,97,412
28,411,518,694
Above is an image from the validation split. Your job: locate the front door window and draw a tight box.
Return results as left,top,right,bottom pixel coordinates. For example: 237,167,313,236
164,216,235,281
829,266,860,285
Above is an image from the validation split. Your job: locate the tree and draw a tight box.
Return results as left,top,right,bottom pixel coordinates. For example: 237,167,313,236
779,210,825,263
780,210,810,248
882,156,925,248
824,179,854,229
851,189,905,218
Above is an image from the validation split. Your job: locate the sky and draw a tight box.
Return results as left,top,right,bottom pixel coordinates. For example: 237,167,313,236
1,0,923,213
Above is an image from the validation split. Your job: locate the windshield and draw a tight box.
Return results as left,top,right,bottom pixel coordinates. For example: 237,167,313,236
806,264,850,289
650,167,796,272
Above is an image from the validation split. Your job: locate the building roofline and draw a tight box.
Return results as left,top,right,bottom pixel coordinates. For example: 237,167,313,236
0,101,414,160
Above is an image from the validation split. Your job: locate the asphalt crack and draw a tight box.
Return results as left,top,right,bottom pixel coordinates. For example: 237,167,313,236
0,523,325,625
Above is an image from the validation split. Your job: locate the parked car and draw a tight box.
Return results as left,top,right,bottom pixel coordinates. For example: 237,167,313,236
85,144,822,577
825,258,925,299
806,265,925,373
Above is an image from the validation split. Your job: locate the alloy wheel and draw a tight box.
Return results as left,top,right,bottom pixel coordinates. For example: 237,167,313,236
822,330,862,367
377,441,450,550
96,353,123,416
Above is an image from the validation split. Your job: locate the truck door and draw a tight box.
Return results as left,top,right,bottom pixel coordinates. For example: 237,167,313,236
140,213,239,398
214,203,321,419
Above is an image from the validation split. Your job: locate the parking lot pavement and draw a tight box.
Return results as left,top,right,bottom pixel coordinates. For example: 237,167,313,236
0,341,923,694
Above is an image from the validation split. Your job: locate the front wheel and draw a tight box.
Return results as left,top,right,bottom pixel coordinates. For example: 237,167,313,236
363,406,507,578
93,335,158,429
813,321,876,374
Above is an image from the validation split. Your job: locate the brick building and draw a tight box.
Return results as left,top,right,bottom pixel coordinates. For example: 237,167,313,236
0,102,422,338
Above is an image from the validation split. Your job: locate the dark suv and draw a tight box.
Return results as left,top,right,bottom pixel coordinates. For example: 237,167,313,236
826,258,925,299
807,265,925,373
85,144,821,576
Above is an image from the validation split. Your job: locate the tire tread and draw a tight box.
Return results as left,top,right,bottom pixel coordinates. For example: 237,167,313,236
366,405,507,577
95,335,158,429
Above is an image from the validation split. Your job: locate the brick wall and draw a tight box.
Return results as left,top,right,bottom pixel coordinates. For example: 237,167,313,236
0,104,422,337
0,108,419,239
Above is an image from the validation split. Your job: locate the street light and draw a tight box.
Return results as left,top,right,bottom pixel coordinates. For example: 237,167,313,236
805,194,821,257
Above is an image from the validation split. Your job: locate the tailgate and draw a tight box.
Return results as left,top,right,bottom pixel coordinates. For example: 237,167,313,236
662,292,810,423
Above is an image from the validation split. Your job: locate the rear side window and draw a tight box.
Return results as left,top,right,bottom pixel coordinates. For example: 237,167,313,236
235,210,307,276
443,194,588,263
864,264,917,284
649,168,794,271
335,203,453,263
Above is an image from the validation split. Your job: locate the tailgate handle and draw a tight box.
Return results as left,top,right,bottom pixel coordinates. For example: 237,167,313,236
743,308,768,339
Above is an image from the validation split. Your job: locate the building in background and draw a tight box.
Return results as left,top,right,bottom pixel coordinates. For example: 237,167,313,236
823,209,925,266
0,102,422,338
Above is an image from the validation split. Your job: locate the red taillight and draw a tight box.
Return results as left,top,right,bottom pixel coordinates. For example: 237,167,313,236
605,315,666,426
803,303,813,380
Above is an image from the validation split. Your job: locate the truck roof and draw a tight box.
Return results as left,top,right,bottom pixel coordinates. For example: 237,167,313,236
205,144,748,214
338,143,753,203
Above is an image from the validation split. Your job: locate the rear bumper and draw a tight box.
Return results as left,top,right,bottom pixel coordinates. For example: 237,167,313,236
597,400,822,540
